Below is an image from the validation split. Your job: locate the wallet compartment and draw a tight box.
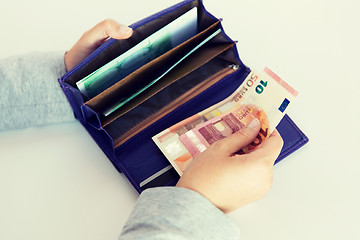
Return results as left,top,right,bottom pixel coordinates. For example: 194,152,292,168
84,21,223,118
108,55,239,148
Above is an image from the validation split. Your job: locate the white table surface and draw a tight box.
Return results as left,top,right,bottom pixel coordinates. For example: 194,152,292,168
1,0,359,239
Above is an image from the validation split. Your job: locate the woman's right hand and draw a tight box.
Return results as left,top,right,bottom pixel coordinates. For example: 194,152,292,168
176,118,284,213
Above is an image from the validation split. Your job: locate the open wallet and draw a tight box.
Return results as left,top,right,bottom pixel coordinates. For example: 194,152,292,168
59,0,308,193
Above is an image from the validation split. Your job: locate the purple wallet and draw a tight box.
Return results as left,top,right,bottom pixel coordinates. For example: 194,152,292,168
59,0,308,193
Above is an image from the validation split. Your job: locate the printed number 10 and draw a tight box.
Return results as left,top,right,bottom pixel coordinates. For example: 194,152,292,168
256,80,267,94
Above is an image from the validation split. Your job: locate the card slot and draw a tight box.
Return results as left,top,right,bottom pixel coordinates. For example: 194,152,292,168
85,21,222,115
100,41,234,127
113,63,238,148
64,0,215,88
100,51,238,148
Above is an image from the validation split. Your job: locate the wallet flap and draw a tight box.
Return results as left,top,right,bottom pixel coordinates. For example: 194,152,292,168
276,115,309,163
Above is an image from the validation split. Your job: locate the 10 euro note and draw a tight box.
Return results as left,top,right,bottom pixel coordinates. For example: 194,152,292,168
152,67,298,175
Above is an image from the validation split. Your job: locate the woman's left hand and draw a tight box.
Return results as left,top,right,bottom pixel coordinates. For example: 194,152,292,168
64,19,133,71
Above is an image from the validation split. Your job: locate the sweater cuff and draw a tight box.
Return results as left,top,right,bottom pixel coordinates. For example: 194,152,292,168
0,51,74,131
121,187,240,240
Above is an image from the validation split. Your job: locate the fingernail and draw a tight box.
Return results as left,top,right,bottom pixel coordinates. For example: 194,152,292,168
247,118,260,129
119,26,133,35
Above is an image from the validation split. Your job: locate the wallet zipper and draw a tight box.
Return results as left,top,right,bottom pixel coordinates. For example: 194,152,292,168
113,65,239,148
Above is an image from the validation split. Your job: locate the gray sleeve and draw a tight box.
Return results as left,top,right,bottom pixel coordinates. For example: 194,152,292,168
0,52,75,131
119,187,240,240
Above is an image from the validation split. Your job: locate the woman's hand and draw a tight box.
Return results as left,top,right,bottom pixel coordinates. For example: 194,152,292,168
64,19,133,71
176,118,284,213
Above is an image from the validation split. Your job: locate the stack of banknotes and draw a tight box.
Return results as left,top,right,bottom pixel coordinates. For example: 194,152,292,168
152,67,298,175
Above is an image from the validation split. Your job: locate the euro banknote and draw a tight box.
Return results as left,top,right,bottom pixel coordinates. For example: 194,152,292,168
152,67,298,175
76,7,198,99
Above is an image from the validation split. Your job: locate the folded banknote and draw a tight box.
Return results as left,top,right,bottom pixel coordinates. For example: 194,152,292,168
152,67,298,175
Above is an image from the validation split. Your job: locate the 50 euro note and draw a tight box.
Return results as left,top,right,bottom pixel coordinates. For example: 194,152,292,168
152,67,298,175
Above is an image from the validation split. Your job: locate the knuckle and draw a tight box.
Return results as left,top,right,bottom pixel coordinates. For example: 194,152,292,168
235,129,250,140
257,163,274,189
277,136,284,149
274,131,284,149
102,18,112,28
80,30,91,42
259,178,273,198
100,18,115,30
265,176,273,191
102,18,113,26
258,159,272,171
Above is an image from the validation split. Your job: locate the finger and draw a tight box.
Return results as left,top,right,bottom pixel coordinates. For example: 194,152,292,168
102,19,133,39
82,19,133,48
247,129,284,165
212,118,261,157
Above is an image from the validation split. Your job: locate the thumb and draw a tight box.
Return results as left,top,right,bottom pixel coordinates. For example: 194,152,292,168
214,118,261,157
101,19,133,40
65,19,133,71
83,19,133,46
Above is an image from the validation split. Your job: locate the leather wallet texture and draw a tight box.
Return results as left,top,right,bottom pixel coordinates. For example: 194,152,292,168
59,0,308,193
